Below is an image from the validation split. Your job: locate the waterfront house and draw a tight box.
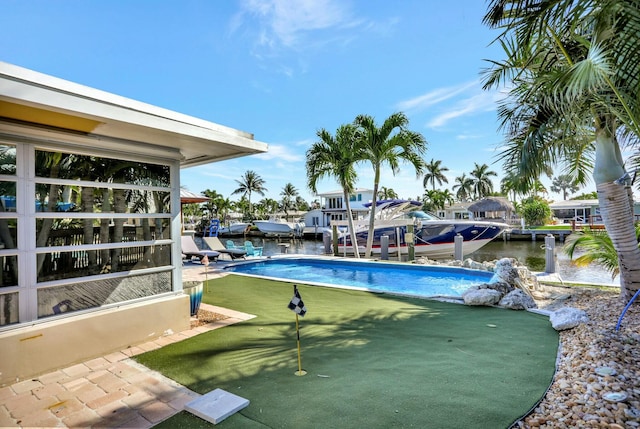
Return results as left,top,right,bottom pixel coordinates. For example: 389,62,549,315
302,188,374,234
0,62,267,384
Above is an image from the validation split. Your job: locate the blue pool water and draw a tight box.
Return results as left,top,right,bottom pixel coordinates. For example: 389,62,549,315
225,258,494,297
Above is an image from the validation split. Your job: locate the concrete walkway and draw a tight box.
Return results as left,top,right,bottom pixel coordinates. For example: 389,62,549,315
0,264,252,428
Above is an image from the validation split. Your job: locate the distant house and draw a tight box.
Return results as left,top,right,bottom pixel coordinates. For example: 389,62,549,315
550,198,640,224
302,188,373,234
0,62,267,384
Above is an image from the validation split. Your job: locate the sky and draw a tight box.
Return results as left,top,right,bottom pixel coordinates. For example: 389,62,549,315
0,0,592,204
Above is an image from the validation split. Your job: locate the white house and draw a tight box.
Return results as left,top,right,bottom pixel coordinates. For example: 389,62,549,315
302,188,374,234
0,62,267,384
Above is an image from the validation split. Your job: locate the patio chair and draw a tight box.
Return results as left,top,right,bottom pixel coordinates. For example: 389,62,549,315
226,240,239,249
181,235,219,264
244,241,263,257
203,236,247,260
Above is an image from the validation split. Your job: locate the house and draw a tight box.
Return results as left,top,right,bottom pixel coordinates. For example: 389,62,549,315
302,188,374,235
550,198,640,224
0,62,267,384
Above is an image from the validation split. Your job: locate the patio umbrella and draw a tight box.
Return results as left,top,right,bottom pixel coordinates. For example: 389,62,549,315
180,189,210,232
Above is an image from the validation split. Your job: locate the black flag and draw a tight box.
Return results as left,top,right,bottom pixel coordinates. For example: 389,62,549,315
287,285,307,317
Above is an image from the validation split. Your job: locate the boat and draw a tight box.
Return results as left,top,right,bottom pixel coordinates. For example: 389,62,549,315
218,221,252,236
253,216,305,237
329,199,509,259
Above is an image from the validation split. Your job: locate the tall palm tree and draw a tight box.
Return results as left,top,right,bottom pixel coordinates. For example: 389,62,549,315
469,163,497,199
423,159,449,190
354,112,428,258
452,173,474,202
232,170,267,218
483,0,640,299
551,174,581,200
306,124,363,258
280,183,299,216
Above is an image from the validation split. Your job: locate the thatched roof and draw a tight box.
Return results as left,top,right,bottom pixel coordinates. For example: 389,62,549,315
468,197,514,213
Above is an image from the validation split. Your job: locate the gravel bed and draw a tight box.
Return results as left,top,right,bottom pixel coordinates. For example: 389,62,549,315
516,286,640,428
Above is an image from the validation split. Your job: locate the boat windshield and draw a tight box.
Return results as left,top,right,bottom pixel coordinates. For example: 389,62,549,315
407,210,441,221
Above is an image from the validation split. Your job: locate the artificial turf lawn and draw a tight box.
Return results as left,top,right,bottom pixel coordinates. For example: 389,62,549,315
137,275,559,429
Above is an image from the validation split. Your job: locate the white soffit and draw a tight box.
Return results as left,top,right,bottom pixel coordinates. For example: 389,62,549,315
0,62,268,167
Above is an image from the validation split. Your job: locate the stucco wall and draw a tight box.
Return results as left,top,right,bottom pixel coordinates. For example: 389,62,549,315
0,294,190,386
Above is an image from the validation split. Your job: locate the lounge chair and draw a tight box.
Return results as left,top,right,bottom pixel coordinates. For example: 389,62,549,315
244,241,263,257
203,236,247,260
181,235,220,264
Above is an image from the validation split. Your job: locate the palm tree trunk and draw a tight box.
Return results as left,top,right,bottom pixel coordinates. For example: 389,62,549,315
343,191,360,259
594,125,640,301
364,169,381,258
597,181,640,300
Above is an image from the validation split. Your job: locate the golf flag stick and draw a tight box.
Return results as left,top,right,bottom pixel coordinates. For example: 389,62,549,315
294,313,305,376
288,284,307,376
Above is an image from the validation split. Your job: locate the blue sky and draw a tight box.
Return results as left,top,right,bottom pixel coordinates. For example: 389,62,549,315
1,0,589,203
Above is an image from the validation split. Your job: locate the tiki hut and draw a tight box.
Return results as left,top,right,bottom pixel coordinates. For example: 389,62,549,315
468,197,515,220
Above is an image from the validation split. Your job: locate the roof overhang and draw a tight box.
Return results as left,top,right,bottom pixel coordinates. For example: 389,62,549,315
0,62,268,167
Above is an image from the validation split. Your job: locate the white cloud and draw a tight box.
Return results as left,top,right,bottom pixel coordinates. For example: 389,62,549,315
396,81,479,111
255,144,304,162
237,0,356,49
427,90,501,128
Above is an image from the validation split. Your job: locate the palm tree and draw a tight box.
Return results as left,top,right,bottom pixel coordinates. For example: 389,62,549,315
354,112,428,258
423,159,449,191
564,225,640,281
306,124,363,258
280,183,299,216
453,173,474,202
483,0,640,299
469,163,497,199
551,174,581,200
232,170,267,218
377,186,399,200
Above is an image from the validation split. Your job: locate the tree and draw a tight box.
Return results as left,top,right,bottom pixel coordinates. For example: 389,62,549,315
470,162,497,199
564,226,638,281
423,159,449,190
422,189,454,213
232,170,267,218
520,197,552,226
377,186,399,200
483,0,640,300
551,174,581,200
306,124,363,258
453,173,474,202
280,183,299,216
354,112,428,258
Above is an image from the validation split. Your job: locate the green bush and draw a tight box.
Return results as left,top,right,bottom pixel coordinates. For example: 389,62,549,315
521,198,552,226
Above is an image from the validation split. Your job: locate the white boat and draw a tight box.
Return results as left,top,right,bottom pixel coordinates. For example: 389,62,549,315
254,216,305,237
329,199,509,259
219,222,252,235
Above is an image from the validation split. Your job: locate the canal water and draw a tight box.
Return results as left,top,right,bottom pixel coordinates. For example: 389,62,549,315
216,236,618,286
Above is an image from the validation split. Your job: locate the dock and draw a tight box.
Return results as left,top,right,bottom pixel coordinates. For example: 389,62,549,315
505,228,575,242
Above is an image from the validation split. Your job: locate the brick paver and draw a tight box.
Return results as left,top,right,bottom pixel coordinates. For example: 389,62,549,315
1,267,254,428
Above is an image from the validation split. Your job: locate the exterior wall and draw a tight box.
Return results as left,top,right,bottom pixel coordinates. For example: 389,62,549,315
0,294,189,385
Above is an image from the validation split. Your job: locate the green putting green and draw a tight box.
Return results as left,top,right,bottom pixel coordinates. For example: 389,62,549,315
138,275,558,429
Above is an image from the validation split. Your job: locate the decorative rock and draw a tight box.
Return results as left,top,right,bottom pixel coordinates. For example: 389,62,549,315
490,257,520,284
462,288,502,306
550,307,589,331
499,289,538,310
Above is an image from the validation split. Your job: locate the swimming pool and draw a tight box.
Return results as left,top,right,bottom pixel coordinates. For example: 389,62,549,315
224,257,494,298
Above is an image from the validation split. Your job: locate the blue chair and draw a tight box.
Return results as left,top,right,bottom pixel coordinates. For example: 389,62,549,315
226,240,239,249
244,241,263,256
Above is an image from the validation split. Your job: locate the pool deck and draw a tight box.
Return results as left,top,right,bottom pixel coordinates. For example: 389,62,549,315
0,263,252,429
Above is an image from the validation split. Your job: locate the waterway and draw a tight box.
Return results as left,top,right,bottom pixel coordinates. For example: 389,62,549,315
213,236,618,286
